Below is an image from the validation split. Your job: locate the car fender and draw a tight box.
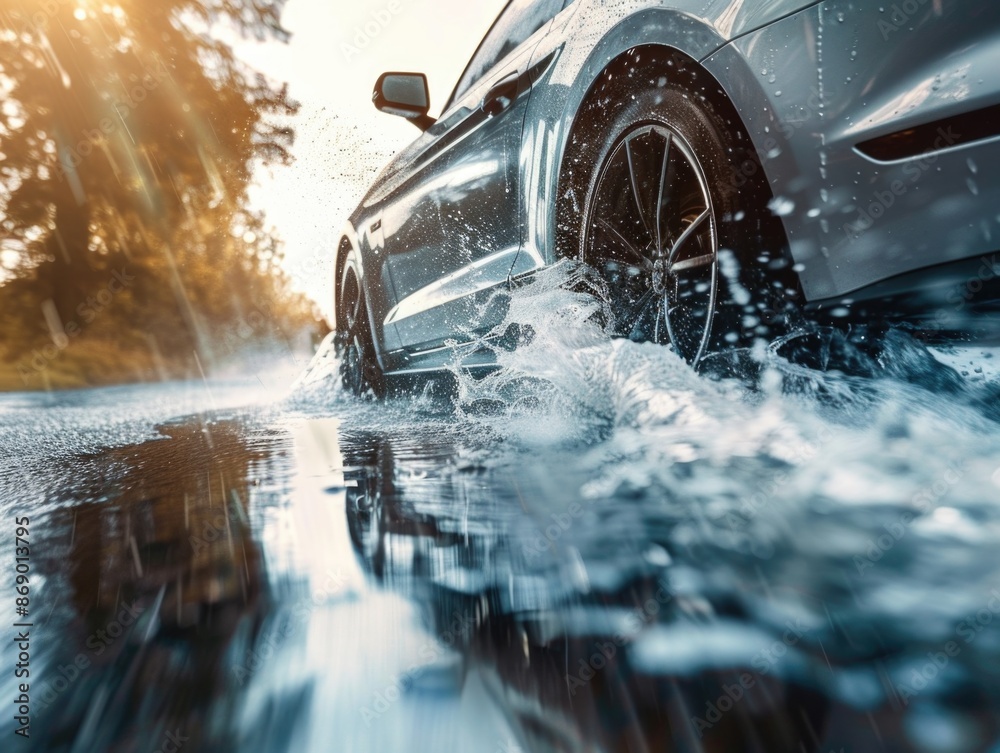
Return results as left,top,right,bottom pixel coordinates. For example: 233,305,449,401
520,1,818,271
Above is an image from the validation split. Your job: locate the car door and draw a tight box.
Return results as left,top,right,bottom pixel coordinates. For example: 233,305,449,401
379,0,565,359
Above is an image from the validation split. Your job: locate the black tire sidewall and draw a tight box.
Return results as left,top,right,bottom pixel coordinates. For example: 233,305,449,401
337,251,386,397
561,59,788,356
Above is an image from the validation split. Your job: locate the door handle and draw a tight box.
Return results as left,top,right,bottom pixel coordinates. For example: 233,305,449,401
481,73,520,117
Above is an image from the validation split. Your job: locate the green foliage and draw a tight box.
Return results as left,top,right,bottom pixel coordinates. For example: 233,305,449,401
0,0,324,390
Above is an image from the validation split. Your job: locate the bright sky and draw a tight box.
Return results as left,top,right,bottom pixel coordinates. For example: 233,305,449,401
233,0,509,320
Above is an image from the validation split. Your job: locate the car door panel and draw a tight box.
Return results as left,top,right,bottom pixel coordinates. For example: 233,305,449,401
378,1,569,358
380,51,534,354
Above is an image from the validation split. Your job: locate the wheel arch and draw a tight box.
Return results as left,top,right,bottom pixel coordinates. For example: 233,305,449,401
334,222,396,373
552,42,776,260
530,4,811,271
332,229,358,336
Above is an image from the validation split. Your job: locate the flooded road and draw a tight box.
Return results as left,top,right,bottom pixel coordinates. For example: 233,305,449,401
3,294,1000,752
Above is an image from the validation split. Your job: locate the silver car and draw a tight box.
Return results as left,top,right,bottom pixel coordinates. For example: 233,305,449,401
336,0,1000,393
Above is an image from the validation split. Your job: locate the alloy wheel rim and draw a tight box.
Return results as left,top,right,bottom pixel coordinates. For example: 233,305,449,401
584,123,720,366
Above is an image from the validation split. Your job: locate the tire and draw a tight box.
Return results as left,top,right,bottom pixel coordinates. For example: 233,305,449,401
336,251,386,397
559,49,798,368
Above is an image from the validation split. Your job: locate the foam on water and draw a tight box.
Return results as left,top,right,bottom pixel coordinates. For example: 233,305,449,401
288,261,1000,698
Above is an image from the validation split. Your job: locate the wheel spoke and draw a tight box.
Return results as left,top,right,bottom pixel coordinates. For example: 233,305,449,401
667,209,711,264
625,135,655,245
664,303,682,357
586,122,721,367
670,253,715,274
596,218,652,270
655,133,672,253
342,276,362,335
350,298,360,332
653,297,664,343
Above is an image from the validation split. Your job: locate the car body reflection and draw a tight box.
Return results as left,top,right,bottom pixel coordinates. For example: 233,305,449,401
29,419,281,753
24,411,1000,752
341,431,834,753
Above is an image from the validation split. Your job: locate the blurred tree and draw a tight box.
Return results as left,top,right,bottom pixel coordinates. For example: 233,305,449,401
0,0,322,388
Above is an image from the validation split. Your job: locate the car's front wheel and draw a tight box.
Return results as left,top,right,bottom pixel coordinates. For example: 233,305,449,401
561,50,796,368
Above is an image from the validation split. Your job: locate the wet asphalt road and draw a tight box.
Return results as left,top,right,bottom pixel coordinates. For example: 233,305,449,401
3,321,1000,752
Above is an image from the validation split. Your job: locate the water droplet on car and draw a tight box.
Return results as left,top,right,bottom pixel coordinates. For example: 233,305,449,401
768,197,795,217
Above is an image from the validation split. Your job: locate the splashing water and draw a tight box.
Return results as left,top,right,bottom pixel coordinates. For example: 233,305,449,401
290,259,1000,715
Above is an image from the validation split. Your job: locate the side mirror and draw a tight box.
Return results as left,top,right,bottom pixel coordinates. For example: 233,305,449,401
373,72,435,131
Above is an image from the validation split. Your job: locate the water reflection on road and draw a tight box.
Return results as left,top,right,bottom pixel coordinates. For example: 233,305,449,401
6,330,1000,753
